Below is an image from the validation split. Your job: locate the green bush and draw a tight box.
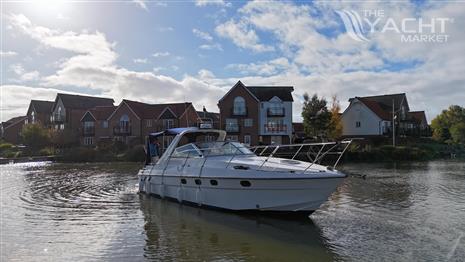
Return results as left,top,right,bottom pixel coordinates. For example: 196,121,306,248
38,147,54,156
0,142,14,152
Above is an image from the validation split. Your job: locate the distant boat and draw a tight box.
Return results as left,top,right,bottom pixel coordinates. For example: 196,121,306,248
138,127,351,217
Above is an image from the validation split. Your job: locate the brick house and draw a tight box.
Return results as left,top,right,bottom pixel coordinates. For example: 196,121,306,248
341,93,428,137
51,93,115,132
80,106,117,146
26,100,54,126
49,94,114,147
218,81,294,146
197,106,220,129
0,116,28,144
107,99,199,145
407,111,429,136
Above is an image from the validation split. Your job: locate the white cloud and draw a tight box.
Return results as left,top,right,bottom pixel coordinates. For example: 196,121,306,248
227,57,291,76
192,28,213,41
133,58,148,64
4,14,229,119
155,26,174,32
215,20,274,52
0,85,65,121
9,64,40,82
0,50,17,57
20,71,40,82
195,0,231,7
199,43,223,51
152,51,170,57
132,0,148,11
4,4,465,124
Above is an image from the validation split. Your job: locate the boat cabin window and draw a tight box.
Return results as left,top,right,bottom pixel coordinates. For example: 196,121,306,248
171,144,203,158
176,132,221,147
194,142,254,156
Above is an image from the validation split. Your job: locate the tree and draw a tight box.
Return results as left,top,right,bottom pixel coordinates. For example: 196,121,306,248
431,105,465,144
328,95,343,140
301,93,331,139
450,122,465,144
21,123,50,152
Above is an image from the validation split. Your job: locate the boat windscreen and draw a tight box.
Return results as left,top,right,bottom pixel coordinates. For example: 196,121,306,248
194,141,254,156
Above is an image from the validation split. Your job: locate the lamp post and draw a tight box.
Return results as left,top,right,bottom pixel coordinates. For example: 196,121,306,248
392,99,395,147
392,100,400,147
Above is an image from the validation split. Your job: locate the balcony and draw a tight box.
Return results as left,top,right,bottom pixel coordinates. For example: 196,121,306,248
231,107,248,117
113,125,132,136
267,107,285,117
225,124,240,133
264,124,288,133
82,126,95,136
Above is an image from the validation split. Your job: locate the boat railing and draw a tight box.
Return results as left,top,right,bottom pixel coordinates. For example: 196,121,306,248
155,140,352,174
249,140,352,171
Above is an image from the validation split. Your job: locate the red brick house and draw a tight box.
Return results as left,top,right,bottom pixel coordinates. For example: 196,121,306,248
407,111,429,136
51,93,115,132
51,93,114,144
80,106,117,146
0,116,28,144
107,99,199,145
218,81,294,146
26,100,54,126
197,106,220,129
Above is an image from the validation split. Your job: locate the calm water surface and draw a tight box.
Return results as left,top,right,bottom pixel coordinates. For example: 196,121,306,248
1,161,464,261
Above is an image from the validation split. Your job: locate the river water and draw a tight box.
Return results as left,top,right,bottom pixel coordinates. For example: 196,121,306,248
1,161,464,261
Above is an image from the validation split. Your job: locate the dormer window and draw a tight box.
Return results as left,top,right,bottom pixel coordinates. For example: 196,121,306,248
233,96,246,115
268,97,284,116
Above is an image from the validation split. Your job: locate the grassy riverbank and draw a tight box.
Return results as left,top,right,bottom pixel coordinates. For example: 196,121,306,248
0,140,146,163
2,138,464,164
345,138,465,162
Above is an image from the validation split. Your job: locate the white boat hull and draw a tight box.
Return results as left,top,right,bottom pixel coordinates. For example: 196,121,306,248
139,173,344,214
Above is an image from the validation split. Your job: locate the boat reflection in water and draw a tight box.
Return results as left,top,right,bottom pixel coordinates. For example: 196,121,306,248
139,194,336,261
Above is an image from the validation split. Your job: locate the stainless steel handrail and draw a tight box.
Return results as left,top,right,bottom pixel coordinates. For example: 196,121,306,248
159,140,352,173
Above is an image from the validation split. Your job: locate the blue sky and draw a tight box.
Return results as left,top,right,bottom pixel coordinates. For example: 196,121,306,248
1,0,465,122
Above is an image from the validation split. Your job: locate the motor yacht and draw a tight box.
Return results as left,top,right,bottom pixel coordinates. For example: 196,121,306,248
138,127,351,216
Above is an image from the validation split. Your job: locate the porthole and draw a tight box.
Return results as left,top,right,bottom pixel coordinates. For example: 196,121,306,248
210,180,218,186
195,179,202,185
148,177,151,181
181,178,187,184
240,180,251,187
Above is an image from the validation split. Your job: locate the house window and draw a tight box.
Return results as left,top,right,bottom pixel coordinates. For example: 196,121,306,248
356,121,361,128
120,115,130,130
147,119,152,127
84,137,93,145
31,111,35,123
59,124,65,130
244,135,251,145
225,118,239,132
244,118,253,127
265,118,286,133
268,102,284,116
233,96,246,115
163,119,174,129
102,120,108,128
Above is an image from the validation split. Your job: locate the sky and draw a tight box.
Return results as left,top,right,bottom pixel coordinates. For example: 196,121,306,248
1,0,465,122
